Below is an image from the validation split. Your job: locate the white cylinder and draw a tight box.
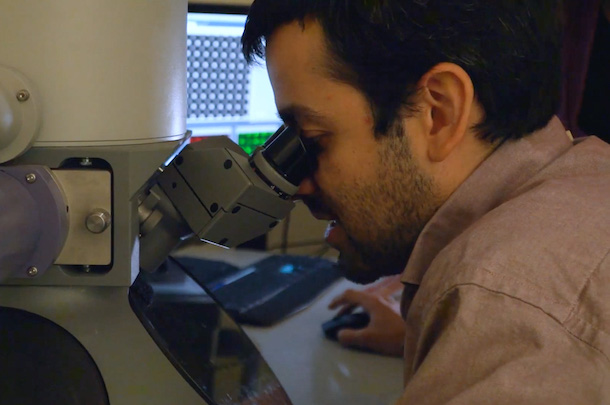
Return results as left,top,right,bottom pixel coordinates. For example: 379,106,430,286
0,0,187,147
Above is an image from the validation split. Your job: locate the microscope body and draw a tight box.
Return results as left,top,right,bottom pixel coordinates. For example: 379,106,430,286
0,0,188,286
0,1,299,404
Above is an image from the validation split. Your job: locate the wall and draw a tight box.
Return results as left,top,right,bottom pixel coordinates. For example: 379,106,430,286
266,202,335,258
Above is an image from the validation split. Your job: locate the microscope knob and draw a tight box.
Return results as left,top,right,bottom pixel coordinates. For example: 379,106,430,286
85,209,111,234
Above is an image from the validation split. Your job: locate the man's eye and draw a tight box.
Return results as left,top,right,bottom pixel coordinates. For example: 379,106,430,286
301,133,325,156
299,136,321,172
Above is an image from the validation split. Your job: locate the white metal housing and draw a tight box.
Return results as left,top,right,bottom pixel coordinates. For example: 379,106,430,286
0,0,187,150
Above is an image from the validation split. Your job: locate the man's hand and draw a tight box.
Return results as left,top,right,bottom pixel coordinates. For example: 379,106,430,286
328,278,406,357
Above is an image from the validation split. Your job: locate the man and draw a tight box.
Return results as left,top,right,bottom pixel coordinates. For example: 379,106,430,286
242,1,610,403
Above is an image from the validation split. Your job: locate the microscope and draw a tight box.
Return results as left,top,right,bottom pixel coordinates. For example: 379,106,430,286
0,1,309,403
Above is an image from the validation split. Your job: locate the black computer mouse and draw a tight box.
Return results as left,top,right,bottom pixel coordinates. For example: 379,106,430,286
322,311,371,341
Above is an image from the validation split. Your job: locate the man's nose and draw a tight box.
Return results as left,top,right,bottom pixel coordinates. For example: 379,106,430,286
292,177,316,200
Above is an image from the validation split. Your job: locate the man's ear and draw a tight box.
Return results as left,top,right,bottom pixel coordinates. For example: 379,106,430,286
417,62,475,162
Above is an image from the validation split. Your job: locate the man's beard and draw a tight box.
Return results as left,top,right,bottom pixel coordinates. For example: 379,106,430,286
327,125,441,284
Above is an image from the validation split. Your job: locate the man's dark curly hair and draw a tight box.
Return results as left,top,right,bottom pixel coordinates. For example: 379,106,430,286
242,0,563,143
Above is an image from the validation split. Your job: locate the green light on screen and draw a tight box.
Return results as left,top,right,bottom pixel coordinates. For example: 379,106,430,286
238,132,274,155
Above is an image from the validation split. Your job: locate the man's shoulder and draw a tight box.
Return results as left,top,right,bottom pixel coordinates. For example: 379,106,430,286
427,168,610,302
420,163,610,354
424,134,610,292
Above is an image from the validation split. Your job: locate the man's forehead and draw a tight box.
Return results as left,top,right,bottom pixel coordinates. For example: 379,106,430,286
265,19,344,118
265,19,331,78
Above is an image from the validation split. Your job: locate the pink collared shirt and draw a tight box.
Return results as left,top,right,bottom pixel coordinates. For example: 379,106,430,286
398,117,610,404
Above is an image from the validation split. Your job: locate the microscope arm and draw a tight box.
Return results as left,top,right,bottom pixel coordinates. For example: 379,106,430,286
138,136,295,273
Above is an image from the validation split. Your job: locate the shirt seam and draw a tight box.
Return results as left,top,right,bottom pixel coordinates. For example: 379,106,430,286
565,246,610,324
425,282,610,363
476,265,568,307
561,247,610,354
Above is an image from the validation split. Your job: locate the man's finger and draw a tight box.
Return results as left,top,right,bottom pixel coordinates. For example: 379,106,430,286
337,328,368,350
328,289,359,309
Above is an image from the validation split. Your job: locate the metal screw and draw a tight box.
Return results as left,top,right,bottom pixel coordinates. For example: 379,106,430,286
27,267,38,277
25,173,37,184
16,89,30,102
86,209,111,234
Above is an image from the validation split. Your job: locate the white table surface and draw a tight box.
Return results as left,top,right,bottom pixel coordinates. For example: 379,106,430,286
176,244,404,405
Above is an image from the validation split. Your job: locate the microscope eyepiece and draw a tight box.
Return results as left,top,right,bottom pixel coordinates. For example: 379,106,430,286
261,126,312,185
249,126,314,198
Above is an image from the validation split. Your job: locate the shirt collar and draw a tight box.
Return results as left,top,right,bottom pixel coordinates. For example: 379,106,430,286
400,116,573,285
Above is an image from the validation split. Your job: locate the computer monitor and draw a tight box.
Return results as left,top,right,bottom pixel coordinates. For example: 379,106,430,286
186,4,281,154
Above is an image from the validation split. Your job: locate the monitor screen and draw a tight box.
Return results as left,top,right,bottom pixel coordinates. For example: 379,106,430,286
186,6,281,154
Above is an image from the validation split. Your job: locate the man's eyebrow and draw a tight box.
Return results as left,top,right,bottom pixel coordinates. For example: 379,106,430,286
277,105,333,127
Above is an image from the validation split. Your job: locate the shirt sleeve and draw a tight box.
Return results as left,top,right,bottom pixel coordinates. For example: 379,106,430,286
396,284,610,405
